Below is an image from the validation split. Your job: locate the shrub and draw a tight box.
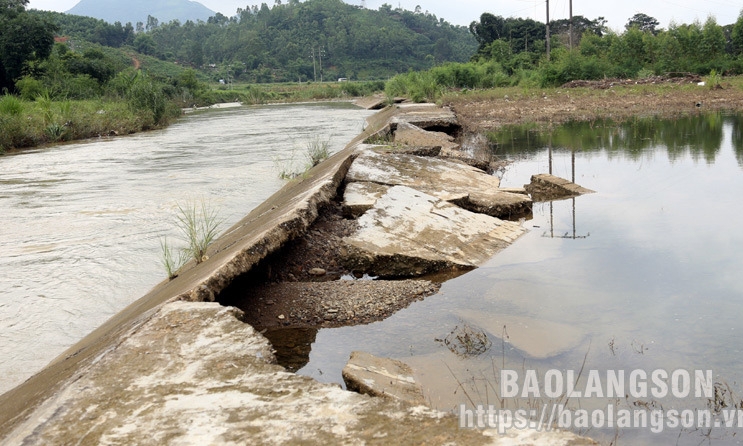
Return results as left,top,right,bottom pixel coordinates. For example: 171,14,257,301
15,77,45,101
0,95,24,116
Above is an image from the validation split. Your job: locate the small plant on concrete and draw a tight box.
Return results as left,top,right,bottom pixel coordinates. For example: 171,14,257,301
176,199,224,264
305,134,331,168
159,199,224,279
159,236,188,280
274,148,300,179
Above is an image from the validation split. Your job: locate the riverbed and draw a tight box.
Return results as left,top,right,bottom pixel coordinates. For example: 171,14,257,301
0,102,373,394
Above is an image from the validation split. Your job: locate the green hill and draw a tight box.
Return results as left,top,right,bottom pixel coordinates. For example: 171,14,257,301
145,0,477,82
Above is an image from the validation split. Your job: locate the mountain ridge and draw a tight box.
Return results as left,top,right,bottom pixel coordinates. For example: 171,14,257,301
66,0,216,25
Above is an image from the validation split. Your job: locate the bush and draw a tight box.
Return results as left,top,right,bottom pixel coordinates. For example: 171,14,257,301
15,77,45,101
127,75,167,126
0,95,24,116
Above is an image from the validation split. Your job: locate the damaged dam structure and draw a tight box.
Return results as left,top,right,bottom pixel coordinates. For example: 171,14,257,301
0,103,594,445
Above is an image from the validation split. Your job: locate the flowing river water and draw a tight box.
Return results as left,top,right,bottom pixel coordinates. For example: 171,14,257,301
0,102,373,395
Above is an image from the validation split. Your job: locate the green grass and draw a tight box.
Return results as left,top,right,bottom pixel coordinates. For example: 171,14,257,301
0,95,181,153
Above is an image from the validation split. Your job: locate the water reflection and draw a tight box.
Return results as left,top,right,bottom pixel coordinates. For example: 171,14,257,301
487,112,740,166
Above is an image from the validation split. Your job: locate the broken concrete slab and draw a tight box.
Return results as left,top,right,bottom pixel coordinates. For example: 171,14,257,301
393,121,459,153
342,351,426,406
354,95,387,110
0,302,470,445
342,181,389,218
390,103,460,131
345,150,532,219
342,186,526,277
3,301,594,445
525,173,595,201
455,309,587,359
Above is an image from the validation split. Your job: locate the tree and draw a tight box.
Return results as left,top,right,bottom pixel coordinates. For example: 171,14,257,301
731,10,743,55
134,33,156,56
0,0,56,91
701,16,725,60
626,13,660,34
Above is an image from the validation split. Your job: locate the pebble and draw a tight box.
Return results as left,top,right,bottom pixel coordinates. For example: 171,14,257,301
309,268,326,276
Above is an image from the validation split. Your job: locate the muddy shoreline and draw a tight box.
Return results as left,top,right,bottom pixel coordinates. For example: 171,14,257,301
446,76,743,132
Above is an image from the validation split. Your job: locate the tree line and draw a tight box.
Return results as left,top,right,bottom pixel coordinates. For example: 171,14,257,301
28,0,476,84
469,11,743,82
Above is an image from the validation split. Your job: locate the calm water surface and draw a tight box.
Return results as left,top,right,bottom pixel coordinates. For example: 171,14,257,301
294,112,743,445
0,102,372,394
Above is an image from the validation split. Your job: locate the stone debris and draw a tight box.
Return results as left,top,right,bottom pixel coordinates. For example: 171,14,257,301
342,181,389,218
525,173,596,201
343,186,526,277
342,351,426,406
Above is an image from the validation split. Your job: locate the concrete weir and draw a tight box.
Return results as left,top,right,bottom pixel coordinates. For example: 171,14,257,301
0,104,594,445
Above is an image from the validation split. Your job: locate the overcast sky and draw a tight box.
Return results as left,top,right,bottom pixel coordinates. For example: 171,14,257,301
27,0,743,30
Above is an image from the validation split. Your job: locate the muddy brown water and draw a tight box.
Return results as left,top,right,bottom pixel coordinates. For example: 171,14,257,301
272,112,743,445
0,102,373,395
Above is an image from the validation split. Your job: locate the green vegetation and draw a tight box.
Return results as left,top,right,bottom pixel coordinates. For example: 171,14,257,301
5,0,743,154
175,199,224,265
304,134,331,168
274,134,333,179
387,11,743,103
160,199,224,280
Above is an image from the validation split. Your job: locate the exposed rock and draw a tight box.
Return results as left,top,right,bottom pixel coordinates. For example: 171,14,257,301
346,150,531,219
343,351,426,406
525,173,596,201
343,186,526,277
455,309,587,359
231,279,440,329
393,121,459,153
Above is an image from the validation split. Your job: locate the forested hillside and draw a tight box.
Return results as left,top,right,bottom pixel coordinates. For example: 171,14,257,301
36,0,477,82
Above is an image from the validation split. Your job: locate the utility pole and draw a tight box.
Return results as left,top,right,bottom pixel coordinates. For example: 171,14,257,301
318,47,325,82
569,0,573,50
310,47,317,82
545,0,550,61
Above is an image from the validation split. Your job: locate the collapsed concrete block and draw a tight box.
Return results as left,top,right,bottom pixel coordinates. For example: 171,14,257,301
342,186,526,277
393,121,459,153
345,150,531,219
342,351,426,406
525,173,595,201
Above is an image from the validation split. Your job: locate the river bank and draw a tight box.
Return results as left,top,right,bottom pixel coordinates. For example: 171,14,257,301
445,75,743,133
